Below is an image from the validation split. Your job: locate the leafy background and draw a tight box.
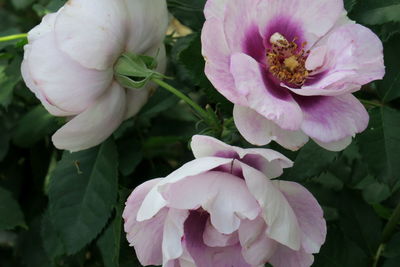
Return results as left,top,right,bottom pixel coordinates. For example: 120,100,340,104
0,0,400,266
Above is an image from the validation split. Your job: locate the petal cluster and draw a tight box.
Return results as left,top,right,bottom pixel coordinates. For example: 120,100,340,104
202,0,385,151
21,0,168,152
123,135,326,267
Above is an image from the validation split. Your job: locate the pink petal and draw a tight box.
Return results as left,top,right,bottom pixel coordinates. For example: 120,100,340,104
257,0,344,48
124,0,168,55
27,32,113,113
190,135,292,178
204,0,229,19
54,0,126,70
233,105,309,150
162,209,189,264
184,211,251,267
230,53,303,131
297,94,369,144
137,157,233,221
203,218,239,247
240,163,301,250
239,217,278,265
291,23,385,96
51,82,126,152
160,171,260,234
161,172,260,235
272,181,326,254
123,178,165,266
314,136,352,152
269,246,314,267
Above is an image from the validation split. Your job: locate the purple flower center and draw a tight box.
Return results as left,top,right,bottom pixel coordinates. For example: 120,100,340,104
266,32,310,86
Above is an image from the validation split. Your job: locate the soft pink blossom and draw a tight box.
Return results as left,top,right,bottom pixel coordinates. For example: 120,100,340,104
123,135,327,267
21,0,168,152
202,0,385,151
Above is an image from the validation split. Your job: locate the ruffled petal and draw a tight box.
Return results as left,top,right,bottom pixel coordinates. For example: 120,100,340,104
240,163,301,251
257,0,344,48
297,94,369,144
239,217,278,266
51,82,126,152
162,209,189,265
28,32,113,113
123,178,165,266
160,171,260,234
269,246,314,267
272,181,326,254
204,0,229,19
124,0,168,54
230,53,303,130
233,105,309,150
137,157,233,221
291,23,385,96
203,218,239,247
202,17,247,105
190,135,292,178
313,136,352,152
54,0,127,70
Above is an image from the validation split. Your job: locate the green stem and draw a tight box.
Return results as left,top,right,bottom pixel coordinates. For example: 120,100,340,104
152,78,209,120
372,243,385,267
0,33,27,42
359,99,384,108
382,201,400,243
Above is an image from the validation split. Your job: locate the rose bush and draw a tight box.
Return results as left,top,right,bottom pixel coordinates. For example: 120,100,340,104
123,135,326,267
21,0,168,152
202,0,385,151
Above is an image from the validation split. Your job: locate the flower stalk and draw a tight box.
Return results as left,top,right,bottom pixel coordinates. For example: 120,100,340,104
0,33,27,42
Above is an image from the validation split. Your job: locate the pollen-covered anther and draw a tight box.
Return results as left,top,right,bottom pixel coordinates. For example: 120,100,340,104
267,32,310,86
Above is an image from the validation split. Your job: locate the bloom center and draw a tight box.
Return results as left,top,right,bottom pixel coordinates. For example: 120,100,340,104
267,32,310,86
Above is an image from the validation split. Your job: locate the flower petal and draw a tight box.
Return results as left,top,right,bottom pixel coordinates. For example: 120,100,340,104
28,32,113,113
54,0,126,70
240,163,301,250
137,157,233,221
162,208,189,264
191,135,292,178
313,136,352,152
184,211,251,267
257,0,344,48
291,23,385,96
230,53,303,130
202,17,247,105
124,0,168,54
239,217,278,266
272,181,326,254
51,82,126,152
233,105,309,150
204,0,229,19
203,218,239,247
160,171,260,234
297,94,369,144
123,178,165,266
269,246,314,267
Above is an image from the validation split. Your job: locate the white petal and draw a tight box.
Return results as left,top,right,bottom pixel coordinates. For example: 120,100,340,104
52,82,126,152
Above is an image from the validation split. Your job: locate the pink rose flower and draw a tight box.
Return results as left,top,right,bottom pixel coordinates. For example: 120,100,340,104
202,0,385,151
21,0,168,152
123,135,326,267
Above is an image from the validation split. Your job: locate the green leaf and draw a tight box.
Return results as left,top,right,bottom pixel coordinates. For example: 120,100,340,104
48,139,119,254
362,182,391,204
344,0,357,12
338,190,383,255
0,186,25,230
0,56,21,107
358,107,400,186
281,140,338,182
384,232,400,258
377,35,400,102
314,227,369,266
11,0,35,10
383,256,400,267
118,139,142,177
0,121,10,161
12,105,58,148
41,210,65,261
97,191,126,267
353,1,400,25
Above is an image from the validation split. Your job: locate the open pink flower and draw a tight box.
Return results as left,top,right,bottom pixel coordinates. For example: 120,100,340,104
123,135,326,267
21,0,168,152
202,0,385,151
